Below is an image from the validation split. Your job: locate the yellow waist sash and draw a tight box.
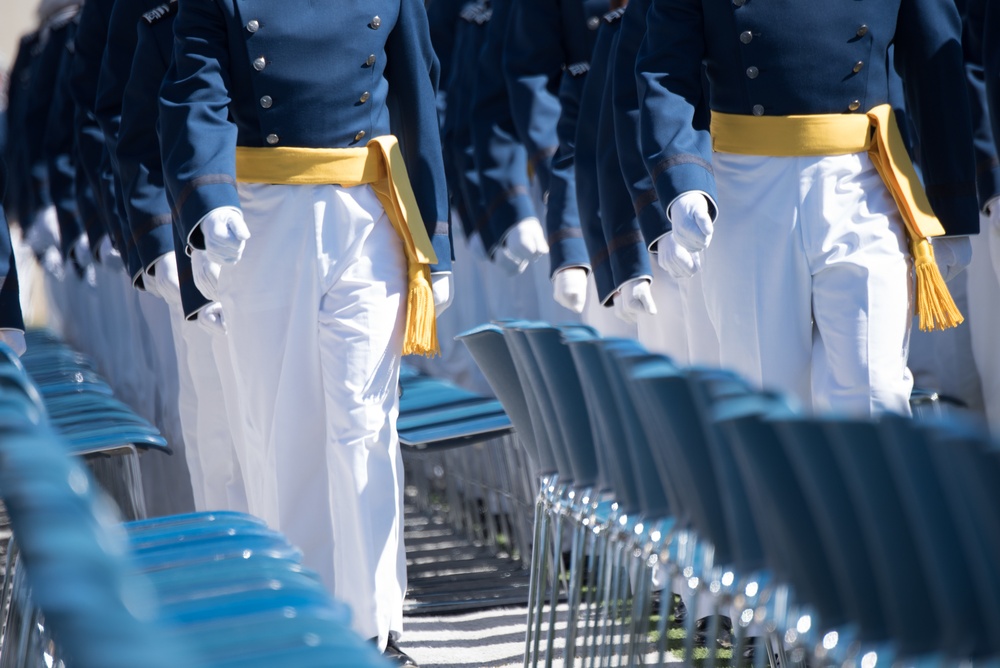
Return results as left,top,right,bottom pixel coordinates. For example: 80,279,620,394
235,137,440,356
711,104,961,331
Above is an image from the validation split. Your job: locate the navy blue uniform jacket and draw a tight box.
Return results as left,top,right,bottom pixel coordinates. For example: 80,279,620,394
160,0,452,273
637,0,980,236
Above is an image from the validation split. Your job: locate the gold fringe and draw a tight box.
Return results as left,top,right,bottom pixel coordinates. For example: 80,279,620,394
912,238,964,332
401,263,440,357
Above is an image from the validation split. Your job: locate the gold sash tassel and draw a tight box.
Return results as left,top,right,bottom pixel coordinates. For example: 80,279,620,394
235,137,441,356
711,104,963,331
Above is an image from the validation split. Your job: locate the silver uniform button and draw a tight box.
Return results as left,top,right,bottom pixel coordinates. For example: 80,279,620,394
740,30,752,44
733,0,745,6
365,54,376,67
260,95,273,109
587,16,600,30
370,15,381,29
752,104,764,116
355,130,366,142
856,24,868,37
266,133,279,145
253,56,266,71
246,19,260,33
359,91,370,104
746,66,759,79
853,60,864,73
848,100,861,111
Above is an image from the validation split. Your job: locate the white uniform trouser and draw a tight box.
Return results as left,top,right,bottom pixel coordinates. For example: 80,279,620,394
968,213,1000,434
219,182,407,647
703,152,913,416
908,268,984,414
179,317,249,512
135,288,197,517
638,261,720,367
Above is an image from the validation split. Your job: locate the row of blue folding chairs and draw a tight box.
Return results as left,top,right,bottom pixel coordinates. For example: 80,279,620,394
0,334,390,667
458,321,1000,668
397,365,535,568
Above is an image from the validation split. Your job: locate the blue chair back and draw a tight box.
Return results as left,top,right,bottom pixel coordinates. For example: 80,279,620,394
722,413,848,629
595,340,673,519
501,324,576,483
564,336,641,511
457,324,554,475
774,418,886,642
826,419,940,655
520,324,601,488
879,415,988,657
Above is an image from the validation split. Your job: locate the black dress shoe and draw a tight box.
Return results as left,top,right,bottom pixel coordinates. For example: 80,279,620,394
382,636,419,667
649,590,687,627
693,615,734,649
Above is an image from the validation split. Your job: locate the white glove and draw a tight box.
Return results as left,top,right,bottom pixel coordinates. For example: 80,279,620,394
41,246,65,281
667,192,714,252
196,301,227,336
932,236,972,283
0,330,27,357
191,250,223,301
613,277,657,324
197,206,250,265
496,217,549,274
655,231,704,278
432,272,454,315
96,235,117,263
26,206,61,258
552,266,588,313
67,235,95,283
145,252,181,302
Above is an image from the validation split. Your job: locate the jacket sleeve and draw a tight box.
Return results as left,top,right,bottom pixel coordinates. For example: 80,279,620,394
470,0,538,254
0,163,25,333
635,0,716,213
385,0,453,272
502,0,564,194
69,0,119,252
598,21,651,292
613,0,670,248
45,26,85,258
118,19,177,274
159,0,241,248
986,0,1000,164
895,0,980,235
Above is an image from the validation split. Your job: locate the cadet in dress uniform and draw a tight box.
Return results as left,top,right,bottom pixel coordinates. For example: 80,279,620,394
504,0,620,328
22,3,82,276
160,3,452,664
966,0,1000,433
637,1,978,416
0,160,27,356
98,0,202,518
69,0,120,260
572,7,644,340
118,0,249,513
470,0,551,276
5,32,41,232
70,0,160,436
610,0,719,364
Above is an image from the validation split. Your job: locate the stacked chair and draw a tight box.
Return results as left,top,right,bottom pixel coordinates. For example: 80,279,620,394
458,321,1000,668
0,331,390,667
396,365,534,566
